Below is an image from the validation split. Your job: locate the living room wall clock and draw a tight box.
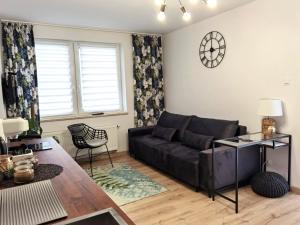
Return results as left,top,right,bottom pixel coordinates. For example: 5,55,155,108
199,31,226,68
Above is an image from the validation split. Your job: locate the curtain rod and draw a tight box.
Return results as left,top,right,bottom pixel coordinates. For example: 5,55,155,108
1,18,163,36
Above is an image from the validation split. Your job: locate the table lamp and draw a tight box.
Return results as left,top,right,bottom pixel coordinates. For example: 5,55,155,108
0,118,29,155
2,118,29,139
257,98,283,135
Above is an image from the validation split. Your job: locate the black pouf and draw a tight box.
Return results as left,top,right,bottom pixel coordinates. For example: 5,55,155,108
251,172,289,198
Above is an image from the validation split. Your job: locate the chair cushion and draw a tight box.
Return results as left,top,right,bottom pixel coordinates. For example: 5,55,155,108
157,111,191,141
187,116,239,139
85,139,107,148
182,130,213,151
152,125,176,142
251,172,289,198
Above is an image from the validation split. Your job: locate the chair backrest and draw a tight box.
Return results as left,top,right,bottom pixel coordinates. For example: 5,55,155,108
67,123,89,149
68,123,87,137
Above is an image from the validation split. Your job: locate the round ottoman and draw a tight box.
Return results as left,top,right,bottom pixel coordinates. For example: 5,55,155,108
251,172,289,198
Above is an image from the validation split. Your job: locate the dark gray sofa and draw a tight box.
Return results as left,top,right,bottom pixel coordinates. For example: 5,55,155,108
128,111,260,194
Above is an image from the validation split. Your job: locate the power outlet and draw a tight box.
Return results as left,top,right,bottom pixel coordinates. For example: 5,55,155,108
267,160,272,166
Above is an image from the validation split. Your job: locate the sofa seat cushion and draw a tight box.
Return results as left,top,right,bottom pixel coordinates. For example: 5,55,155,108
133,135,172,168
187,116,239,140
164,144,200,187
157,111,191,141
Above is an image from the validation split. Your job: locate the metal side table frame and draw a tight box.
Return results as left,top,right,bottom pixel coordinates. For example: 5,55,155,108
211,132,292,213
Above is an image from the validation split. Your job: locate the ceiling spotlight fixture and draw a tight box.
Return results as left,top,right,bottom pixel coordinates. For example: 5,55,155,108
180,5,191,21
155,0,217,22
157,3,166,22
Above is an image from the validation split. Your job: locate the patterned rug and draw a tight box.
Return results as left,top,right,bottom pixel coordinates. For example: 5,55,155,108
86,164,167,206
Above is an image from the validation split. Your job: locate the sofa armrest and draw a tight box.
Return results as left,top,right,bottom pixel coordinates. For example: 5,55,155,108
128,126,154,137
236,125,247,136
198,145,260,193
128,126,154,155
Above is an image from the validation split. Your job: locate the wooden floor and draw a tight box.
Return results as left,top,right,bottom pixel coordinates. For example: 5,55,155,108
80,152,300,225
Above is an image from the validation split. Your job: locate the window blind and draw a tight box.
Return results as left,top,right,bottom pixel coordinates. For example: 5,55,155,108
36,42,75,117
78,44,122,113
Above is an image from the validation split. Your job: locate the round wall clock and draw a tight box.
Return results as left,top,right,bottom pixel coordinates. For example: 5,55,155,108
199,31,226,68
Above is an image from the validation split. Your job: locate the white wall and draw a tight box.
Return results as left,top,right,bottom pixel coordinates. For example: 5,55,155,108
164,0,300,188
34,25,135,151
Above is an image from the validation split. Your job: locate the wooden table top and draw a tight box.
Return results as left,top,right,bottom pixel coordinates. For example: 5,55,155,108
2,137,135,225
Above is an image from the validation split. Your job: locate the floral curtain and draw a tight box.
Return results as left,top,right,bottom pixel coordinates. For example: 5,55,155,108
132,34,165,127
1,22,41,134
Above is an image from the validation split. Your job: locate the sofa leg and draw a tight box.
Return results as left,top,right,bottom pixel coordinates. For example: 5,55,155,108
195,187,200,192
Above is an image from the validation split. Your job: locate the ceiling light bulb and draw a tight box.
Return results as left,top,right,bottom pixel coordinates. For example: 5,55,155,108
157,11,166,22
206,0,217,8
155,0,163,6
190,0,199,4
182,12,191,21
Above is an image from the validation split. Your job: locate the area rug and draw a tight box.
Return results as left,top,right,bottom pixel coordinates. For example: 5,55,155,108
86,164,167,206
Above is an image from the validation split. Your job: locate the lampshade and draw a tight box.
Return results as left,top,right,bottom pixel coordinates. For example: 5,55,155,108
2,118,29,137
257,99,283,117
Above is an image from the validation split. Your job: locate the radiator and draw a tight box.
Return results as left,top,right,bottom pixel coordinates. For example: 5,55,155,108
42,125,119,158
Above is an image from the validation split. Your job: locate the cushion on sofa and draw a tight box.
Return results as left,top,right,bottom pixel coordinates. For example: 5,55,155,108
152,125,176,141
187,116,239,139
157,111,191,141
182,130,214,151
134,134,170,147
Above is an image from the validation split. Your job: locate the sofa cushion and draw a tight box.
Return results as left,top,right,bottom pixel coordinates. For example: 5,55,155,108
157,111,191,141
152,125,176,142
134,134,169,147
182,130,213,151
187,116,239,139
165,145,200,187
133,135,170,166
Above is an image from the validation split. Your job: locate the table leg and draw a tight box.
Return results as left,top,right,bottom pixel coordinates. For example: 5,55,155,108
259,145,263,172
235,147,239,214
263,145,267,172
212,142,215,201
288,135,292,189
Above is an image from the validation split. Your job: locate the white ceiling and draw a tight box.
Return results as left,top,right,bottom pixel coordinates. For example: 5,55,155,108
0,0,255,34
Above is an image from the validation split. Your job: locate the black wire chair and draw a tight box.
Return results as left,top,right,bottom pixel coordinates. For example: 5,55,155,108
67,123,113,176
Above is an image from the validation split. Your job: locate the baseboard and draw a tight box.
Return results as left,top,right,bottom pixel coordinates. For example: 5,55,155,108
291,186,300,194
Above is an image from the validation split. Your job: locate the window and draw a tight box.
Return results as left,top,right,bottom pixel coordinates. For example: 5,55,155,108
77,44,122,113
35,40,124,119
36,41,75,117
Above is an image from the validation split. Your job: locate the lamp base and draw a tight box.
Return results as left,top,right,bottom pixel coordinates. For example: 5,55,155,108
262,118,276,136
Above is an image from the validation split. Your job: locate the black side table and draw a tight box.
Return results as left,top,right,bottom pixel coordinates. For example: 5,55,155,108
211,132,292,213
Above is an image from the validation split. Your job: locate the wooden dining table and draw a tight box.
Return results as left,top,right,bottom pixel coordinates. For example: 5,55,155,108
2,137,135,225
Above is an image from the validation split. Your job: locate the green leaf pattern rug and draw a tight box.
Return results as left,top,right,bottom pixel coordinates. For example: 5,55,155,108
86,164,167,206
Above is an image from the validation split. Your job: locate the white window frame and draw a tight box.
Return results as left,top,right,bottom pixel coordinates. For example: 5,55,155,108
36,39,126,121
36,39,79,119
74,42,124,116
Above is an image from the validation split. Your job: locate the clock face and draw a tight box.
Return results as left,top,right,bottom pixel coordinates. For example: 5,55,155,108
199,31,226,68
